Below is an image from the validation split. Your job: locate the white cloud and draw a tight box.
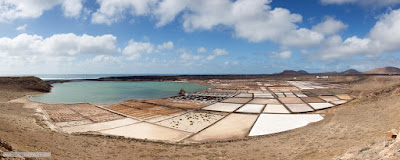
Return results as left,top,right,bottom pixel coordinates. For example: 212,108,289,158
321,0,400,6
0,32,232,74
0,33,118,56
212,48,229,56
309,9,400,60
269,50,292,59
207,48,229,60
317,36,380,60
278,28,324,47
91,0,157,25
180,52,202,61
91,55,121,63
180,0,324,47
369,9,400,53
224,61,239,65
177,48,229,66
62,0,83,18
0,0,59,22
197,47,207,53
0,33,120,74
122,40,155,60
154,0,188,27
312,17,348,35
157,41,174,50
0,0,84,22
91,0,324,47
16,24,27,31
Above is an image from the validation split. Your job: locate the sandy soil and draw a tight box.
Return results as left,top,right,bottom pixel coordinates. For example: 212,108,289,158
1,76,400,159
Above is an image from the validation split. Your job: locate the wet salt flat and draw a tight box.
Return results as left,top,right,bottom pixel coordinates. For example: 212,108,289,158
221,98,252,104
263,104,290,114
235,93,253,98
236,104,265,113
286,104,314,113
249,114,324,136
319,96,340,102
279,97,304,104
100,122,192,141
202,103,243,112
34,80,354,143
248,98,280,105
187,113,258,142
62,118,138,133
309,103,334,110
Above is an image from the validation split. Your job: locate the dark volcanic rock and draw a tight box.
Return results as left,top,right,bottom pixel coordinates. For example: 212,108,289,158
278,70,300,75
0,76,51,92
323,71,339,75
297,70,309,75
341,69,361,74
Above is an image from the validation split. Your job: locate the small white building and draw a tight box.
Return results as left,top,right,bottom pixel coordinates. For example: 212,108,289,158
316,76,329,79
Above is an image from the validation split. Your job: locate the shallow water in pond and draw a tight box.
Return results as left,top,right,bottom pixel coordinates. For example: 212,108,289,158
30,81,211,104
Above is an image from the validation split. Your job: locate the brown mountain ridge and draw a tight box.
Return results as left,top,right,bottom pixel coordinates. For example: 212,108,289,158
365,66,400,74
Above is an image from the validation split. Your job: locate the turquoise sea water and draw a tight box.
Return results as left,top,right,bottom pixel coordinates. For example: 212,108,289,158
30,81,211,104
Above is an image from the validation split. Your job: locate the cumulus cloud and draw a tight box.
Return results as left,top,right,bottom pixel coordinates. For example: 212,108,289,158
122,40,155,60
207,48,229,60
369,9,400,53
310,9,400,60
197,47,207,53
180,0,324,46
157,41,174,50
122,40,176,60
0,0,84,22
224,61,239,66
62,0,83,18
269,50,292,59
0,33,212,73
316,36,380,60
91,0,157,25
154,0,188,27
0,33,118,56
2,0,326,48
177,48,230,66
320,0,400,7
312,17,348,35
180,52,202,61
0,33,120,74
16,24,28,31
91,55,122,63
91,0,324,47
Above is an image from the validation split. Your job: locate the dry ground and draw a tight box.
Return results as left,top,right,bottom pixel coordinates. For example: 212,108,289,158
1,76,400,159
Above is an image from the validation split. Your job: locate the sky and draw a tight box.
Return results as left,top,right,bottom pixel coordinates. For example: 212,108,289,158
1,0,400,75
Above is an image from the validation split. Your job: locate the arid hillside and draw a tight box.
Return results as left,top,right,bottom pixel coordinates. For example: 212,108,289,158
0,76,51,92
365,66,400,74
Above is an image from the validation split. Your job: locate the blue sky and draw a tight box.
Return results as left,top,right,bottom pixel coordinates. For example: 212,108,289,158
0,0,400,74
